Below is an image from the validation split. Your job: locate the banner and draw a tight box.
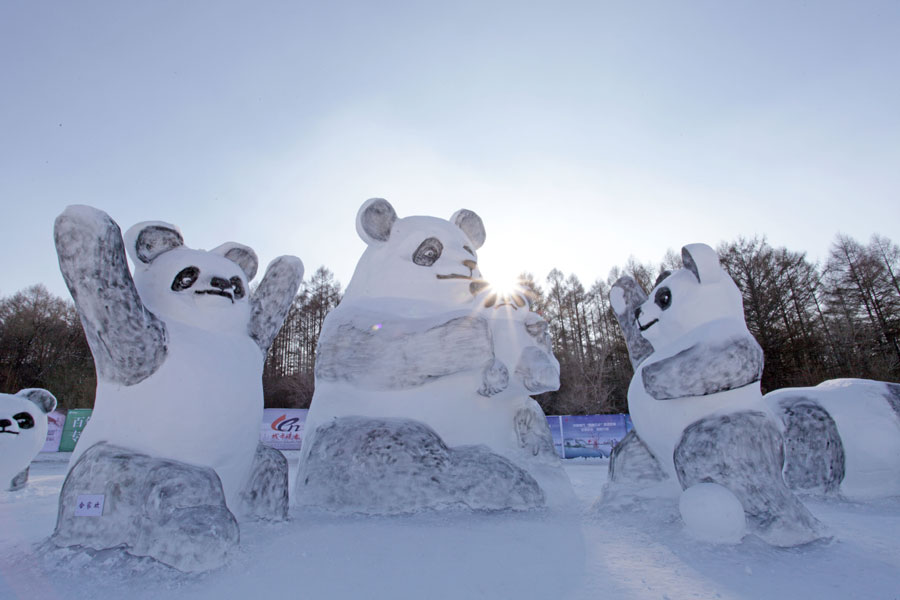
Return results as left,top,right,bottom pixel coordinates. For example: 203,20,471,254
559,414,627,459
545,416,564,458
40,410,66,452
261,408,308,450
58,409,93,452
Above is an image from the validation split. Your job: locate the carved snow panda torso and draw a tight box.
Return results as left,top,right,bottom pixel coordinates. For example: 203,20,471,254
55,206,303,508
0,389,57,491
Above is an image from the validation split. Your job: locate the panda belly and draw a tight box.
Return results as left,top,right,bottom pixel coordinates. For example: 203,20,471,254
628,373,768,481
70,330,264,508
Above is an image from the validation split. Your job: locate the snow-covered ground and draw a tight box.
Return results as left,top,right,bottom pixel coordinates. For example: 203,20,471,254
2,453,899,600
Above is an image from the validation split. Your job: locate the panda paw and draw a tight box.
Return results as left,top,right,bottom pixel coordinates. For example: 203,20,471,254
478,359,510,397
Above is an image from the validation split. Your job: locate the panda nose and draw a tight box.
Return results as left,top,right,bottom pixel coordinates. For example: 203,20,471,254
634,307,642,321
0,419,11,428
462,259,477,271
210,277,231,290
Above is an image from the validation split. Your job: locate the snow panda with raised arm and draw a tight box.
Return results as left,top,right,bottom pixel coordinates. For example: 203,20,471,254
49,205,303,572
0,389,56,491
295,198,569,513
608,243,825,547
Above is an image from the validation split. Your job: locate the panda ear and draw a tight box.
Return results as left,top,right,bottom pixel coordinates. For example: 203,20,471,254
124,221,184,264
356,198,397,245
212,242,259,281
681,243,722,284
16,388,57,414
450,209,486,250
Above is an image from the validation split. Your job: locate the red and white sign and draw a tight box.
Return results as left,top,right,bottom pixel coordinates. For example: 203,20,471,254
261,409,308,450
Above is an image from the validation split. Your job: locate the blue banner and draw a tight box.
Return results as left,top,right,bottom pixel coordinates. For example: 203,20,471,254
559,414,627,459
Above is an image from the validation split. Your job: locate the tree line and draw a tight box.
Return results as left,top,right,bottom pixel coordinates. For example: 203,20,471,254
2,233,898,414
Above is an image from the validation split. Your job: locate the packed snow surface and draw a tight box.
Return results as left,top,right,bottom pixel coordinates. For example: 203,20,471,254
2,453,899,600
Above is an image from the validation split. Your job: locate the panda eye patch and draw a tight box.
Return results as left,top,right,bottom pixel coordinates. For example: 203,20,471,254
172,267,200,291
230,277,245,299
14,412,34,429
413,237,443,267
655,287,672,310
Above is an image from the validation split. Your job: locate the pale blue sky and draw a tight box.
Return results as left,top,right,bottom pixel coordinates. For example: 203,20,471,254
2,0,899,298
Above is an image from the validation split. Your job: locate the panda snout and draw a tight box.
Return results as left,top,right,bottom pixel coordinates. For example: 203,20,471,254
634,307,642,320
0,418,16,433
462,259,477,271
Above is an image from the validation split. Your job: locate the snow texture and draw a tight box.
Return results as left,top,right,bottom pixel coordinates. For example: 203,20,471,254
766,378,900,499
605,244,824,547
607,430,668,484
776,397,845,494
0,389,56,491
297,199,566,512
235,443,289,521
675,411,825,547
296,417,545,514
679,482,746,544
314,314,494,390
609,275,655,368
50,443,239,573
641,335,763,401
54,207,168,386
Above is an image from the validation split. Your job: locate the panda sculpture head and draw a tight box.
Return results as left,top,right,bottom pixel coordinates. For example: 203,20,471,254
0,389,57,490
635,243,744,350
124,222,258,332
343,198,487,311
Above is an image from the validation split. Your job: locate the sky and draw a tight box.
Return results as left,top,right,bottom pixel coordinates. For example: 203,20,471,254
2,0,899,299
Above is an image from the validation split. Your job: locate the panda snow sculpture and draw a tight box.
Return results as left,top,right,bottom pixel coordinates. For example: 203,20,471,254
765,378,900,499
49,205,303,572
607,243,825,546
294,198,567,513
0,389,57,491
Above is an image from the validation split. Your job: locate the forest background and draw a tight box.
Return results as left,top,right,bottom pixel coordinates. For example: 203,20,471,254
2,232,898,416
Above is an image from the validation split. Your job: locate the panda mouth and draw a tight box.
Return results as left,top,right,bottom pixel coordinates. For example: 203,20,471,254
638,318,658,332
436,273,472,280
195,290,234,303
0,430,19,435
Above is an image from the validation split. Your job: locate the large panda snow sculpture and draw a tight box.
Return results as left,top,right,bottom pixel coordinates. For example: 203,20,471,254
294,198,568,513
606,243,825,546
765,378,900,499
0,389,57,491
49,205,303,572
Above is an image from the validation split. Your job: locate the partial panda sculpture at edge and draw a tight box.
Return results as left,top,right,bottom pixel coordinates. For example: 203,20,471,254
0,389,57,491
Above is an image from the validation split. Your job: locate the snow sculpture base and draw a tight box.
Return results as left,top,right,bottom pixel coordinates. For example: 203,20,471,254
51,443,239,573
295,417,545,514
766,379,900,499
674,411,825,547
236,442,289,521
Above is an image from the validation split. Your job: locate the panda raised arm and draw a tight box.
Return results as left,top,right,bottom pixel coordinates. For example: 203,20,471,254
54,205,168,386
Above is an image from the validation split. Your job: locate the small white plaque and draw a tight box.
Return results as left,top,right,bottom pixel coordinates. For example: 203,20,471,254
74,494,105,517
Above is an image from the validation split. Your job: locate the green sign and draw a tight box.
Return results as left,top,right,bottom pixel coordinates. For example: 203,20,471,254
58,409,93,452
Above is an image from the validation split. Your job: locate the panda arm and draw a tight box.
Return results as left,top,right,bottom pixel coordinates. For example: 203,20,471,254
610,276,654,368
54,205,167,386
641,334,764,400
249,256,304,353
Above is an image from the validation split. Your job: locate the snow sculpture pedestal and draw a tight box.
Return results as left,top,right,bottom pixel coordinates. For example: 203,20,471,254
604,243,825,547
294,198,569,514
